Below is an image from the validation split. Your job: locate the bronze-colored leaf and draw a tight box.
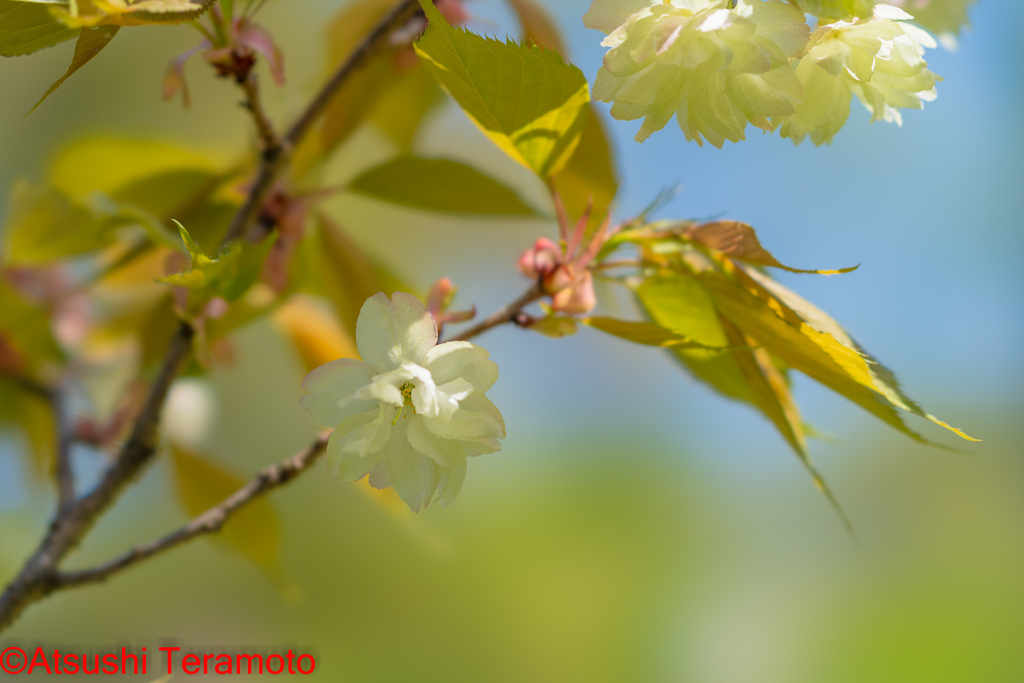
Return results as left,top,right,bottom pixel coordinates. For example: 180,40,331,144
685,220,858,274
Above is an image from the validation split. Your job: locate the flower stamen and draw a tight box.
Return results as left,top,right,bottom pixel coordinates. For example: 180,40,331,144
392,381,416,424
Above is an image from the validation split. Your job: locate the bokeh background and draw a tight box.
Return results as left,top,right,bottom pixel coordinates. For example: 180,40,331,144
1,0,1023,680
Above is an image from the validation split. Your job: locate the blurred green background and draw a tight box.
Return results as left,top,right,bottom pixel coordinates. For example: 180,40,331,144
1,0,1023,680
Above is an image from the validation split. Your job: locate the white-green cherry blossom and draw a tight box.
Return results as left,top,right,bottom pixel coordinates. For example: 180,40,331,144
300,292,505,511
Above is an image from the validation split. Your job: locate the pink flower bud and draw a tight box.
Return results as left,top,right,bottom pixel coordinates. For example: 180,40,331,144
517,237,562,281
550,271,596,315
426,277,456,319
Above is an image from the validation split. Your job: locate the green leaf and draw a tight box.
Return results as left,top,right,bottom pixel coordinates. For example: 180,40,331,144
159,221,275,310
2,179,115,264
168,443,281,571
414,0,590,178
49,136,222,197
348,155,538,216
44,136,231,249
0,0,77,57
526,314,578,338
581,316,724,349
30,24,119,113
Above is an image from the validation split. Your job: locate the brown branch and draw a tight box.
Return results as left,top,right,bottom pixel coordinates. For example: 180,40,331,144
222,0,420,243
0,324,195,632
447,284,544,342
239,72,279,152
55,431,330,590
52,388,75,512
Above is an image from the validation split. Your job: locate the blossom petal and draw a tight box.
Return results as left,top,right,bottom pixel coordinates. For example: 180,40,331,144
340,369,409,409
383,418,439,512
582,0,653,34
421,394,505,442
407,415,466,467
356,292,437,371
434,453,467,508
367,459,393,489
300,358,377,427
423,341,499,392
325,406,391,480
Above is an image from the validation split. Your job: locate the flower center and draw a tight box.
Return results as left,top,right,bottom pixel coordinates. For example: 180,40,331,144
399,381,415,406
392,382,416,425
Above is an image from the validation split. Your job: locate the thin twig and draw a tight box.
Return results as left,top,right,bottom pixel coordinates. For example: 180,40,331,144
52,388,75,512
56,431,330,589
222,0,420,243
448,284,544,342
239,73,279,152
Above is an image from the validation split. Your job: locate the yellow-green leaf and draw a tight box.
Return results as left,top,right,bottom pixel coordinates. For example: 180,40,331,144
47,0,214,28
291,0,408,177
348,155,539,216
0,279,63,375
635,271,853,529
414,0,590,178
698,259,977,443
2,179,115,264
552,104,618,235
0,378,56,484
49,136,222,197
637,273,757,406
168,444,281,570
159,221,275,309
368,64,445,151
30,24,119,113
526,315,577,338
0,0,77,56
581,316,723,349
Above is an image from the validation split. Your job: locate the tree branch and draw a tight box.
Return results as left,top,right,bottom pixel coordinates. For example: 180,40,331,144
0,324,195,633
55,431,330,590
52,387,75,512
448,284,544,342
239,72,280,153
222,0,420,243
